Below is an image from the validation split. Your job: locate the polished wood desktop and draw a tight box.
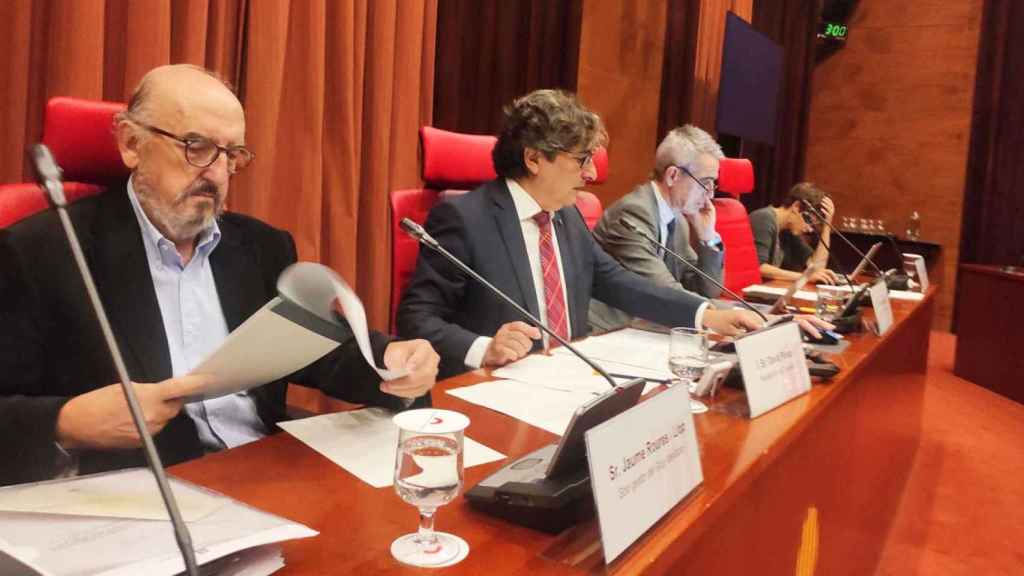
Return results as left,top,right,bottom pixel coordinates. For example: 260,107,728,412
171,287,935,575
954,263,1024,404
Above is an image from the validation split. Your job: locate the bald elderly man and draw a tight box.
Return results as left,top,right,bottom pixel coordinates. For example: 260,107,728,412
0,64,439,486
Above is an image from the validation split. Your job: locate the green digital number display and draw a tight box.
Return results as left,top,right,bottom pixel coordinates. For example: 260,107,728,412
818,21,848,41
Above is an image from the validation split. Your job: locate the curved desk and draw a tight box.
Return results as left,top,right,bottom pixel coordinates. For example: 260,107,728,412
171,287,935,575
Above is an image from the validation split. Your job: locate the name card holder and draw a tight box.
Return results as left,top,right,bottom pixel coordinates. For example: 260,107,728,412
734,321,811,418
869,280,894,335
585,384,703,564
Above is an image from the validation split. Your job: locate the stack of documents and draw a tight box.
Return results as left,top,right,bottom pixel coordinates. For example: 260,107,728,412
448,329,674,435
0,468,317,575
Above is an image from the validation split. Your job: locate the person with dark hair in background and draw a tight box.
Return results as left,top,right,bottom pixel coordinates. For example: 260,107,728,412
397,89,764,377
749,182,841,284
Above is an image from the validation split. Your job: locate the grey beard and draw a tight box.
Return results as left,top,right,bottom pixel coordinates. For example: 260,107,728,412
136,189,222,244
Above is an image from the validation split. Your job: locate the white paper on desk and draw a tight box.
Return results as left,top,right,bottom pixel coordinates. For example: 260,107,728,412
447,378,602,436
554,329,674,378
0,469,317,576
278,407,505,488
0,468,224,522
277,262,407,381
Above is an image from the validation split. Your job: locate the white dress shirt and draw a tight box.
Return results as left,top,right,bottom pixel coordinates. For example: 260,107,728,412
464,179,571,368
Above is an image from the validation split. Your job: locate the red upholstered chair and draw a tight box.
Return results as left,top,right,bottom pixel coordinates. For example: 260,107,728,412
0,97,128,227
717,157,754,197
713,157,762,295
389,126,608,332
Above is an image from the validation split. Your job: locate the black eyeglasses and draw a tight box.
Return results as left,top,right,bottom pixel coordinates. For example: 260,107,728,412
674,164,717,194
562,150,595,169
133,120,254,174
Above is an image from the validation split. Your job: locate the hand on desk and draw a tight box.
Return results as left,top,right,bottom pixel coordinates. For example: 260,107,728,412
702,309,765,337
809,268,840,285
55,374,213,450
381,339,439,398
483,321,541,367
792,314,835,340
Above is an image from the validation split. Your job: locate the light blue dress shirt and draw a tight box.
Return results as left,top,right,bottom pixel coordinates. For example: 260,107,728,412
126,179,268,452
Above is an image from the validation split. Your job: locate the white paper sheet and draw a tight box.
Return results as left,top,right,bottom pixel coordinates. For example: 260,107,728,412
447,379,604,436
278,408,505,488
742,283,924,302
189,262,408,401
554,328,674,377
0,470,317,576
0,468,225,522
277,262,407,380
190,297,340,400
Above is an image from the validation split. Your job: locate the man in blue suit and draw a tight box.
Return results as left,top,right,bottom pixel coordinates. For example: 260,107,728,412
397,90,763,377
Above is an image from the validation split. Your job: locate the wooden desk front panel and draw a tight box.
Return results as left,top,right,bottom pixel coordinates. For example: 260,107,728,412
954,263,1024,404
170,291,934,575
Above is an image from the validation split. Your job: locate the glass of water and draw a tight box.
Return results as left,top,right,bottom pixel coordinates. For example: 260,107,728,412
668,327,710,413
391,409,468,567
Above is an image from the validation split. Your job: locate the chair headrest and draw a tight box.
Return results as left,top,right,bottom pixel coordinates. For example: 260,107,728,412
420,126,608,189
42,97,129,185
718,157,754,196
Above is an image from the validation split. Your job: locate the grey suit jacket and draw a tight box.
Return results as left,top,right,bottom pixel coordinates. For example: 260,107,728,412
589,182,724,331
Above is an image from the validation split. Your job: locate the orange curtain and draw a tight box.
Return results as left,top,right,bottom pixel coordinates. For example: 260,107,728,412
689,0,752,132
233,0,436,332
2,0,437,334
0,0,245,183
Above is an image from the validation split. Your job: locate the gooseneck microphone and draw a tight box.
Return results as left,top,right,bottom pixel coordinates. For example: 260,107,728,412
30,145,200,576
800,199,886,277
618,217,769,323
400,217,618,389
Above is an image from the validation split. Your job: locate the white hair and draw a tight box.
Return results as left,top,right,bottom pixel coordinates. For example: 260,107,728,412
654,125,724,176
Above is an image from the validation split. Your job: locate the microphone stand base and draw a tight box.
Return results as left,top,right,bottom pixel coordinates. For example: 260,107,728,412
831,310,863,334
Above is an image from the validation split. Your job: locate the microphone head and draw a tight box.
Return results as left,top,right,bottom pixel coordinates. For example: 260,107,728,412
30,144,67,207
399,217,425,238
31,144,63,184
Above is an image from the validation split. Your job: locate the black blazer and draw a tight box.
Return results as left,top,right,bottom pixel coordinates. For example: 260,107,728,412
0,182,407,486
396,178,706,377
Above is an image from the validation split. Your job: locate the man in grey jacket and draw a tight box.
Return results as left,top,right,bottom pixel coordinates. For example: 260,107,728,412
589,125,725,331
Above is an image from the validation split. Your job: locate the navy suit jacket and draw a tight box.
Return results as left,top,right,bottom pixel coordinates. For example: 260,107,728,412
0,182,410,486
396,178,707,377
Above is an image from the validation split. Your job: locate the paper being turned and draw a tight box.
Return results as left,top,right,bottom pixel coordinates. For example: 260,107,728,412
189,262,406,400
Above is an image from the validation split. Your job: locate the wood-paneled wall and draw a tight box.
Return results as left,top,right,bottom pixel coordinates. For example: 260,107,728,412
575,0,668,206
804,0,983,329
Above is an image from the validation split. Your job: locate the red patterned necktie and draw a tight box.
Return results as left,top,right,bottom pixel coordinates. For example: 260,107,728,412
532,212,569,344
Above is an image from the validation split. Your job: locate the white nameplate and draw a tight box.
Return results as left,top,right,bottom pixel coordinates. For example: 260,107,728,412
735,321,811,418
869,280,893,335
902,252,929,292
585,384,702,564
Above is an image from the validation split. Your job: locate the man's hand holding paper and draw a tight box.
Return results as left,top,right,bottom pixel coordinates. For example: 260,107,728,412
55,374,214,450
381,339,439,398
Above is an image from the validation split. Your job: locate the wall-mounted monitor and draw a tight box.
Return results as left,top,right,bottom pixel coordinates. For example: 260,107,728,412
716,12,783,146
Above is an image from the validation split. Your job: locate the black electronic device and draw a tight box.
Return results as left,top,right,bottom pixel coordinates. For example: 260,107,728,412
802,328,841,346
464,378,646,533
30,145,200,575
